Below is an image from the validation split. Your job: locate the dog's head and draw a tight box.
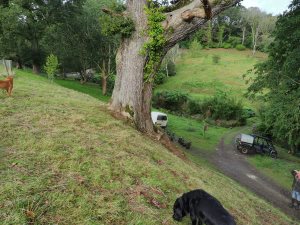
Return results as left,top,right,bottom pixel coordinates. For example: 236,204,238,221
173,197,186,221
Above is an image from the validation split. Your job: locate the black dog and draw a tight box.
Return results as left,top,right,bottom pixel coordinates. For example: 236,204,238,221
173,189,236,225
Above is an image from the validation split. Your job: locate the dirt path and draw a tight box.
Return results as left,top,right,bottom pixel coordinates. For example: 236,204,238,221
183,133,300,221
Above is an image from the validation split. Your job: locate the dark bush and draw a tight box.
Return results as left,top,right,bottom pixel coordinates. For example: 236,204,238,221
188,92,245,124
227,36,242,48
107,74,116,94
188,99,203,115
222,43,232,49
154,71,167,86
166,61,176,76
236,44,246,51
153,91,189,113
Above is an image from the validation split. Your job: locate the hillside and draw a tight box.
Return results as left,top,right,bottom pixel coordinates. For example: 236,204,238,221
0,71,296,224
157,48,267,108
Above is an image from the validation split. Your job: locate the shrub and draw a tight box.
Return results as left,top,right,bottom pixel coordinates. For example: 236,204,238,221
188,99,202,115
222,43,232,49
236,44,246,51
107,74,116,94
212,55,221,64
189,39,203,57
154,70,167,86
44,54,59,82
201,92,244,121
166,61,176,76
153,91,189,113
227,36,242,48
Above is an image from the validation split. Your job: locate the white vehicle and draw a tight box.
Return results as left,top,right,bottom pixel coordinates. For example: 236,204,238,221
151,112,168,128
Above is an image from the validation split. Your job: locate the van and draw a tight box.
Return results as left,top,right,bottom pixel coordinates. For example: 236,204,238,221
151,112,168,128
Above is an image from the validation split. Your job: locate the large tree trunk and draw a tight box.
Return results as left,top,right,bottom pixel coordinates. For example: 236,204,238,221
110,0,153,133
32,63,40,74
110,0,242,134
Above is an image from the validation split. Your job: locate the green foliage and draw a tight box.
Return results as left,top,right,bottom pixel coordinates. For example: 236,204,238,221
152,90,189,113
247,1,300,152
189,39,203,57
236,44,246,51
153,89,245,124
212,55,221,64
188,91,245,123
100,8,135,38
166,61,176,76
222,43,232,49
44,54,59,81
227,36,241,47
143,1,166,82
154,70,167,86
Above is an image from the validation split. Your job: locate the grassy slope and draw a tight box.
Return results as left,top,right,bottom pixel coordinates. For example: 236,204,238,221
156,48,300,191
248,149,300,190
0,71,296,224
156,48,266,108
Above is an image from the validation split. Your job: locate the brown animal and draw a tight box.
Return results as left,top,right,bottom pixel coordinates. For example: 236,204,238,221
0,76,14,96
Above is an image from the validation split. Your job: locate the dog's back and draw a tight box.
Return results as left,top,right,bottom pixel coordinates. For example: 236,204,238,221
0,76,14,96
186,189,236,225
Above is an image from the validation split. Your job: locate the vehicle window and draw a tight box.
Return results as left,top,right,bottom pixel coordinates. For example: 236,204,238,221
157,115,167,121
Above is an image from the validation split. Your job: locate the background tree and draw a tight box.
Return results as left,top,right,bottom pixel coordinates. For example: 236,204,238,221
0,0,83,73
104,0,242,133
247,0,300,154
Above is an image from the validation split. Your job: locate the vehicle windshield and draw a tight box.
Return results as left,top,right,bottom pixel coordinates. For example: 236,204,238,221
157,115,167,121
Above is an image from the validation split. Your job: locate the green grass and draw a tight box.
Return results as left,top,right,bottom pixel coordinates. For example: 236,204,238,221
0,70,297,224
156,48,266,108
248,147,300,190
167,114,227,152
54,79,110,103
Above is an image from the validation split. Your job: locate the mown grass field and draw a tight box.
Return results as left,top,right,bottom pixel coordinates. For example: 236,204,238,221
0,70,296,224
156,48,266,108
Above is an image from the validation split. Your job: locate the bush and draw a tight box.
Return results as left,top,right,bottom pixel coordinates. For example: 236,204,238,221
188,91,245,124
153,91,189,113
154,71,167,86
44,54,59,82
107,74,116,94
222,43,232,49
236,44,246,51
212,55,221,64
166,61,176,76
227,36,242,48
188,99,202,115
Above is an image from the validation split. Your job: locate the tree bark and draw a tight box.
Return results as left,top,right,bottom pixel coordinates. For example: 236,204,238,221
32,63,40,74
110,0,242,134
110,0,153,133
242,26,246,45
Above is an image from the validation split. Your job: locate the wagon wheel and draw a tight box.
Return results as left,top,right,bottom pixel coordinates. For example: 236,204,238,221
241,147,249,154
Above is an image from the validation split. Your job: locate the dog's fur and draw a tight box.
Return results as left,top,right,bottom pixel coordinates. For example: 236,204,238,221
173,189,236,225
0,76,13,96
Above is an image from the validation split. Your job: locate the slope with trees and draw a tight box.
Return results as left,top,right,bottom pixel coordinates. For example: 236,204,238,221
247,0,300,154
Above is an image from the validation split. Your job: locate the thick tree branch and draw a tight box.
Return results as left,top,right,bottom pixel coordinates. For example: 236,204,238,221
163,0,242,50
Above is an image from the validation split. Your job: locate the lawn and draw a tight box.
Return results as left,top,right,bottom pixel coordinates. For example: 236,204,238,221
54,79,110,103
156,48,266,108
0,70,296,224
248,147,300,190
167,114,227,152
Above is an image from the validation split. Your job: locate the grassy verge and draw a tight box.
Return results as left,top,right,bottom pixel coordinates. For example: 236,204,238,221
0,70,296,224
248,147,300,190
167,114,227,152
54,79,110,103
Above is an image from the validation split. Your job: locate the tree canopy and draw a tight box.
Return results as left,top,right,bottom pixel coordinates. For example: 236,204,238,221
247,0,300,153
